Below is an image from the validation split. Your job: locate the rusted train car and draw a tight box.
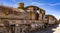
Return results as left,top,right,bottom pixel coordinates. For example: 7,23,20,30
0,3,58,33
45,15,58,25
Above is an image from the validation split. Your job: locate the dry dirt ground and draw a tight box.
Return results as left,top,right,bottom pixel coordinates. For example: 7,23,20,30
29,24,60,33
53,24,60,33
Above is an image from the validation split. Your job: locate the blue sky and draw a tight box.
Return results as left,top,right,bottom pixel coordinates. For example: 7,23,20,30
0,0,60,20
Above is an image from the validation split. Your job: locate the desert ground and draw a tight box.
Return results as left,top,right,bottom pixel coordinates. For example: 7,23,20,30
29,24,60,33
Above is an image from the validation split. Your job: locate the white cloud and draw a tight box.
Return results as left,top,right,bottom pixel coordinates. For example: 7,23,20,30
48,3,60,6
25,2,46,7
30,2,60,6
30,2,45,6
26,2,60,7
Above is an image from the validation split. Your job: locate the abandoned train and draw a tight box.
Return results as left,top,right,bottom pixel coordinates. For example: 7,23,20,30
0,3,58,33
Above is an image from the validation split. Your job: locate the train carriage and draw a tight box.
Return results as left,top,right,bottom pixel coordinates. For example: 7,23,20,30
0,2,58,33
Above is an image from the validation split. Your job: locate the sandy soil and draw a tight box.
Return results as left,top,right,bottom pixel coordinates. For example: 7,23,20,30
29,24,59,33
53,24,60,33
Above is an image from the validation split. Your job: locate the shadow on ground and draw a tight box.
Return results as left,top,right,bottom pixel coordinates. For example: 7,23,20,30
28,24,59,33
